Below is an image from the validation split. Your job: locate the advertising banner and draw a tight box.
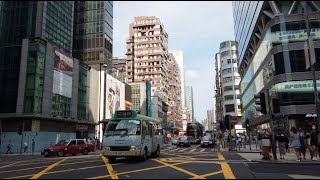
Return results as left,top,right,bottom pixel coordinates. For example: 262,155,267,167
52,49,73,98
271,80,320,93
272,28,320,43
105,74,125,119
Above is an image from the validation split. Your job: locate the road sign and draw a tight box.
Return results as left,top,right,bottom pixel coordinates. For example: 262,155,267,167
231,116,238,125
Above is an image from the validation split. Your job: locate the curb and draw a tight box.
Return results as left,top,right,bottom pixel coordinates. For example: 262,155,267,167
252,159,320,164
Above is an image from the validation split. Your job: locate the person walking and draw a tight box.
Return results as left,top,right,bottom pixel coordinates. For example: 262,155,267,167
300,131,307,160
257,133,262,150
23,142,28,153
304,132,314,159
277,133,287,159
6,141,12,154
290,127,302,161
310,125,318,160
32,139,35,155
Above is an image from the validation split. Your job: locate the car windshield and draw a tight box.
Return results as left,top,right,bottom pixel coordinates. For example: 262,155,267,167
203,136,210,140
55,140,70,146
179,136,187,140
106,120,141,136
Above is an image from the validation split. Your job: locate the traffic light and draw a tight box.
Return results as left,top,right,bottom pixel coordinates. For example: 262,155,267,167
254,92,267,114
245,119,250,129
224,115,233,130
272,98,280,113
18,124,22,135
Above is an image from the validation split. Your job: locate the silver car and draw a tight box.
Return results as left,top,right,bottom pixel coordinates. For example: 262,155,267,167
171,136,179,145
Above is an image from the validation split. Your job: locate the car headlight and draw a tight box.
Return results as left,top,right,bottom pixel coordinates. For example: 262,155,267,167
104,147,110,151
130,146,141,150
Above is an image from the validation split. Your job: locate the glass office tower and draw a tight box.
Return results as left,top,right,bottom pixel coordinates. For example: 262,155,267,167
233,1,320,135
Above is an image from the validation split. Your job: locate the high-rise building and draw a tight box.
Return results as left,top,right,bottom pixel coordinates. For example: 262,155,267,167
128,81,152,117
219,41,242,123
214,53,223,129
125,16,170,102
73,1,113,70
0,1,113,152
167,53,183,129
206,109,215,130
233,1,320,135
185,86,194,122
112,57,127,83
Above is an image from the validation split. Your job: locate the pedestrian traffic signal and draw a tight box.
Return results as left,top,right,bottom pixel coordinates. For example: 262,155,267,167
18,124,22,135
254,92,267,114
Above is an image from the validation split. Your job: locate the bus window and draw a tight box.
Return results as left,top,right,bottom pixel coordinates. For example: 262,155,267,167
106,120,141,136
142,121,151,135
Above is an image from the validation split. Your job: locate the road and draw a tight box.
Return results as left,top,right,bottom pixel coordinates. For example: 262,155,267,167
0,144,320,179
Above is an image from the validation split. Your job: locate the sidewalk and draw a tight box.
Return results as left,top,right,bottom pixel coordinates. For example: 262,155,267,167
221,143,261,153
237,148,320,164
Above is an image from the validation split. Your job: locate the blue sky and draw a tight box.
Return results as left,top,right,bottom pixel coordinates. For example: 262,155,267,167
113,1,235,121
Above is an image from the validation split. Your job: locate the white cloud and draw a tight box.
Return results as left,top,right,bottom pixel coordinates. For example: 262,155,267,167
113,1,234,120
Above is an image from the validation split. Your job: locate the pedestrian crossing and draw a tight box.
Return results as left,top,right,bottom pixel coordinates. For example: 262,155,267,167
162,145,220,153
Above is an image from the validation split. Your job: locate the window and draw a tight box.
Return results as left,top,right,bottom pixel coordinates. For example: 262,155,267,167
69,140,77,146
222,68,232,75
223,77,232,83
77,140,85,145
225,104,235,112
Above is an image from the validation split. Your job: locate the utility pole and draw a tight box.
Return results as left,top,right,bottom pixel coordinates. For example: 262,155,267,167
303,1,320,130
266,89,277,160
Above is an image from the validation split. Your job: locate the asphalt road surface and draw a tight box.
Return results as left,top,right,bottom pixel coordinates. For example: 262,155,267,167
0,144,320,179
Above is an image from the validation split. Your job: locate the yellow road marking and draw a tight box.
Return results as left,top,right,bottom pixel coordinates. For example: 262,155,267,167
161,152,195,160
190,148,196,152
216,153,236,179
217,152,225,160
200,149,205,152
168,148,180,152
0,159,103,174
153,159,205,179
0,159,61,169
87,162,187,179
178,148,189,152
47,165,105,174
220,162,236,179
30,158,66,179
0,162,20,169
101,155,119,179
191,170,223,179
3,161,124,179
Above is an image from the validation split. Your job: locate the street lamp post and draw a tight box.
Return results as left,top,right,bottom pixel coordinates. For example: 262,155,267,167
98,63,108,144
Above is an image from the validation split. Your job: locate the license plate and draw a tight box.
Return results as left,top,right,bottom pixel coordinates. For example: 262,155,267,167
116,152,123,155
44,152,48,155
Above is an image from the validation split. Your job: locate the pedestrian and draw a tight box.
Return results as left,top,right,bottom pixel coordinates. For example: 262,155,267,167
290,127,302,161
305,132,314,159
300,131,307,160
310,125,318,160
31,138,35,155
257,133,262,150
284,135,290,153
23,142,28,153
6,140,12,154
277,133,286,159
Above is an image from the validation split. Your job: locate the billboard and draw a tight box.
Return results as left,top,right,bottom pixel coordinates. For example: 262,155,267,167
105,74,125,119
52,49,73,98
